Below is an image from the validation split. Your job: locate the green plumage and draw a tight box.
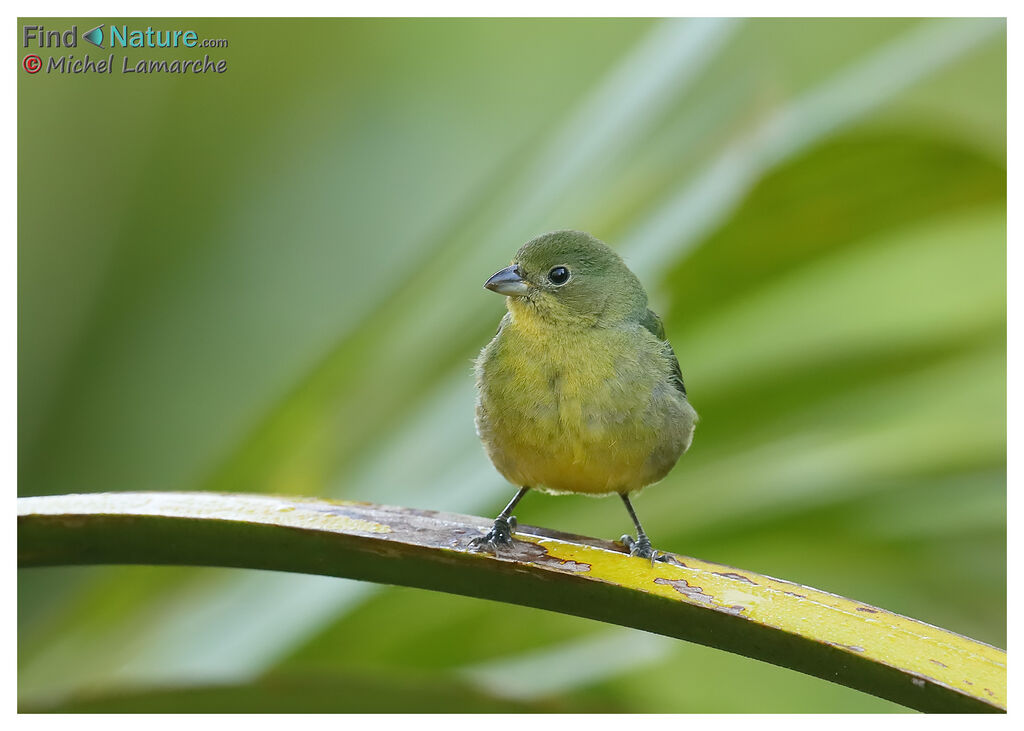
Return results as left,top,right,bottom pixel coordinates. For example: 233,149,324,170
474,230,697,497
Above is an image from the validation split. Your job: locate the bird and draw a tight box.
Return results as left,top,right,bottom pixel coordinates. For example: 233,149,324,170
472,229,697,561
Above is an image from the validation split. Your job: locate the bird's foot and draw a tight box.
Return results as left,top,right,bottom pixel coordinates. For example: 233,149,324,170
620,533,665,565
470,515,518,552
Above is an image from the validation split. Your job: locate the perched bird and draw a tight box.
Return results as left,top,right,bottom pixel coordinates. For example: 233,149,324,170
472,230,697,560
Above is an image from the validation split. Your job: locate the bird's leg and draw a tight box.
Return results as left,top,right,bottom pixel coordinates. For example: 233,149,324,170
619,493,661,564
469,487,529,551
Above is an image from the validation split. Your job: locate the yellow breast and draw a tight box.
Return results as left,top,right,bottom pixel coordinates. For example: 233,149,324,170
474,307,693,495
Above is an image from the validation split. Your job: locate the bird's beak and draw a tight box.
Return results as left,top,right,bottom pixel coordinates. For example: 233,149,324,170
484,265,529,296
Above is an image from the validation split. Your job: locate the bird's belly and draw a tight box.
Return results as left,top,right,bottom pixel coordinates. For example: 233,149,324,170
476,349,692,495
502,424,662,495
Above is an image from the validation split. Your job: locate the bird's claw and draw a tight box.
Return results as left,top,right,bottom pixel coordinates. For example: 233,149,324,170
620,533,664,565
470,515,518,552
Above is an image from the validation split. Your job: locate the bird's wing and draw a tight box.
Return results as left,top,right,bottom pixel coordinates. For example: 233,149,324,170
640,308,666,339
641,308,687,397
494,311,511,337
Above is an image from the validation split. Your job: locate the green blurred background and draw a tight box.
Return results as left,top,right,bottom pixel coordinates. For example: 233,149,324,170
18,17,1005,713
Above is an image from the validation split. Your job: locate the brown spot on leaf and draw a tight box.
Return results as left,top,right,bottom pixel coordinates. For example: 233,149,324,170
544,558,592,572
929,659,948,668
856,606,879,613
784,591,807,599
654,577,714,604
985,688,994,697
713,571,757,585
473,538,593,573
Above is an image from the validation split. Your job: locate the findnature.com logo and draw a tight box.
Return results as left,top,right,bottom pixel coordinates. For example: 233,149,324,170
21,22,230,75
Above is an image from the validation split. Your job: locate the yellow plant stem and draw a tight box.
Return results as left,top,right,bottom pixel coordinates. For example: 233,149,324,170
17,492,1006,713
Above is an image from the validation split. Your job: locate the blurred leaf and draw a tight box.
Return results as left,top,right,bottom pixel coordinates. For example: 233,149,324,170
26,672,593,713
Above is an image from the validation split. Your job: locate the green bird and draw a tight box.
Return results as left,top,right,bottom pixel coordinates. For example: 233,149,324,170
472,230,697,560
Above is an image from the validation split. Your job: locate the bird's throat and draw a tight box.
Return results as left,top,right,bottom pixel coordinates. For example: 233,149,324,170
506,294,598,332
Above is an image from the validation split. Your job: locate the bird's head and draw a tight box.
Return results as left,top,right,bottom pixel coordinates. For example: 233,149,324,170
484,230,647,327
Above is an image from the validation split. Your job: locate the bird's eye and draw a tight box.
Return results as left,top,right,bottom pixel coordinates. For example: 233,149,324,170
548,266,570,285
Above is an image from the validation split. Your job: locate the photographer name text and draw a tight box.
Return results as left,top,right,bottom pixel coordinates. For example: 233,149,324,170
45,53,226,74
